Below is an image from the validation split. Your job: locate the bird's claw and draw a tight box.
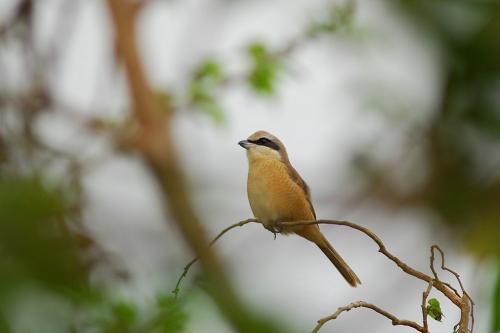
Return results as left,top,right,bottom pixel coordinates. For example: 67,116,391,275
263,224,282,240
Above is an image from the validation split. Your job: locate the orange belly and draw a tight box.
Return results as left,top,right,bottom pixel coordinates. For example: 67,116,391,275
247,159,314,227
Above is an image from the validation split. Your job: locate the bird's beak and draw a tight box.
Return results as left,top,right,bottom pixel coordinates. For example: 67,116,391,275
238,140,251,149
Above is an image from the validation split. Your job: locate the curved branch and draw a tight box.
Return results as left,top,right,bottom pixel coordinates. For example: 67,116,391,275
430,245,460,297
310,301,426,333
278,220,462,307
173,218,473,333
430,245,474,333
431,245,471,299
172,218,259,297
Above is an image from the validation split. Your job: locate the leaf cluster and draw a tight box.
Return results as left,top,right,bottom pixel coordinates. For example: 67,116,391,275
246,42,283,96
306,1,355,37
0,176,90,299
188,59,226,124
96,296,187,333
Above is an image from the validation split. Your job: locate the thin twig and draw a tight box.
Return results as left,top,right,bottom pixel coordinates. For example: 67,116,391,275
470,301,475,333
430,245,474,333
431,245,469,297
430,245,461,297
310,301,426,333
171,218,259,298
422,280,433,332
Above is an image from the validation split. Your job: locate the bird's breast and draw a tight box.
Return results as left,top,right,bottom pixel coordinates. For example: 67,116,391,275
247,159,314,225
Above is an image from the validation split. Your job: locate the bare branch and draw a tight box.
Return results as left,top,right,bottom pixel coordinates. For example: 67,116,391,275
421,281,433,332
430,245,474,333
430,245,461,297
172,218,259,298
470,301,475,333
310,301,426,333
279,220,463,306
173,218,473,333
431,245,468,297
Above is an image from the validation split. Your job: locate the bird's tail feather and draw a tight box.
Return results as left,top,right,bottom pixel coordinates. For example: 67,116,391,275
317,236,361,287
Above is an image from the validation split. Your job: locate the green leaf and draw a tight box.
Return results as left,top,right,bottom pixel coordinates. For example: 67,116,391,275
246,41,283,96
189,59,226,124
427,298,443,322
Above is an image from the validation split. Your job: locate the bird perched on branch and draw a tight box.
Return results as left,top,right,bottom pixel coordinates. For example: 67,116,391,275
238,130,361,287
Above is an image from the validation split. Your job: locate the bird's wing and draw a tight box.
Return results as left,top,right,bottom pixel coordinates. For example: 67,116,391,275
286,164,317,220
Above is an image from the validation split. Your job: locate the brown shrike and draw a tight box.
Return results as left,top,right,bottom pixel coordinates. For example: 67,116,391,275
239,130,361,287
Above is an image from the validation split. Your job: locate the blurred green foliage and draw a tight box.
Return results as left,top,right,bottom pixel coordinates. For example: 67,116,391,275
0,175,90,332
352,0,500,257
153,295,188,333
352,2,499,329
247,42,283,96
98,301,138,333
0,176,90,298
95,296,187,333
186,1,356,119
0,173,192,333
395,0,500,254
494,266,500,333
189,59,226,124
306,0,355,37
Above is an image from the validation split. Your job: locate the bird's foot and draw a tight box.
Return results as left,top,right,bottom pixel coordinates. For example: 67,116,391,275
263,224,282,240
263,225,277,239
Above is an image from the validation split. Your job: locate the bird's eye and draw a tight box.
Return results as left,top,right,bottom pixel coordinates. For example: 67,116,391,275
251,137,280,151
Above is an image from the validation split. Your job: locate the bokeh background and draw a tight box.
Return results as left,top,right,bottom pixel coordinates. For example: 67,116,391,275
0,0,499,332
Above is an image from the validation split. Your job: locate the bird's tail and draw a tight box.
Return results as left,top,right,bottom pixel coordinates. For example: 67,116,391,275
317,235,361,287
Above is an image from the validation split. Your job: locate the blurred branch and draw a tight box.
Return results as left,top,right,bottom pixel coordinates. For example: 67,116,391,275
186,0,356,117
105,1,284,332
0,0,32,39
175,218,473,333
352,0,500,261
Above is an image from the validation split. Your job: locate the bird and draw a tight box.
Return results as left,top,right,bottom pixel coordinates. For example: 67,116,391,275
238,130,361,287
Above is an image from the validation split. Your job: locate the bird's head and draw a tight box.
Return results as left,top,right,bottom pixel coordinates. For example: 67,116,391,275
238,130,288,162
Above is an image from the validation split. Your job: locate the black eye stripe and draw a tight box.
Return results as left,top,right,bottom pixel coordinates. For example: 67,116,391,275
248,138,280,151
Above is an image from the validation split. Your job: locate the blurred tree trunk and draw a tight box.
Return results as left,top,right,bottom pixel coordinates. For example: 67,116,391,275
105,1,285,332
